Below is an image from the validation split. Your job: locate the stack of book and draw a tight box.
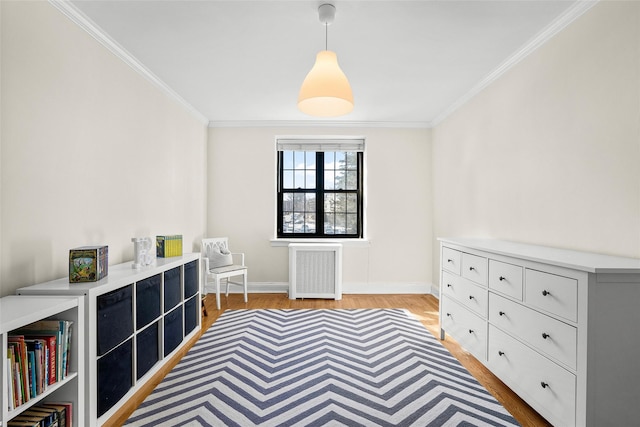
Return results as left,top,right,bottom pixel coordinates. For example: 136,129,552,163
6,320,73,410
6,402,72,427
156,235,183,257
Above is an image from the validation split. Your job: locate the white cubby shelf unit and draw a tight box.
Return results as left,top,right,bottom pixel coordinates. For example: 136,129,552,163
17,253,201,426
1,295,84,426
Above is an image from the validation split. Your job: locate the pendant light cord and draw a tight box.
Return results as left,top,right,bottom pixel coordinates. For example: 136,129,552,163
325,23,328,51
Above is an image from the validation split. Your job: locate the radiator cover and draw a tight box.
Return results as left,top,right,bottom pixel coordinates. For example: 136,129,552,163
288,243,343,300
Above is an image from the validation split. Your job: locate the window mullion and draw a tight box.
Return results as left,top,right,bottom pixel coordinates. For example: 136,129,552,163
316,151,324,237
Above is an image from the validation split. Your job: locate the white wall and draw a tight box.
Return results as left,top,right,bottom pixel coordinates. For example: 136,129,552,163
207,127,433,293
0,1,208,296
432,1,640,284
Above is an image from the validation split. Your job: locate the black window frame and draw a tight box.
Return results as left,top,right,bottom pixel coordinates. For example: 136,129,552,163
277,149,364,239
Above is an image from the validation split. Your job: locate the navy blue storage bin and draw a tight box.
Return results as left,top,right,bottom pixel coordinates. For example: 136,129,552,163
164,267,181,312
97,338,133,417
136,322,159,380
164,305,183,357
97,285,133,356
184,260,198,299
184,296,198,335
136,274,161,330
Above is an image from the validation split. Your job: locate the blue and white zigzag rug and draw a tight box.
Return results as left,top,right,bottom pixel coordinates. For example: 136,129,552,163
125,309,520,426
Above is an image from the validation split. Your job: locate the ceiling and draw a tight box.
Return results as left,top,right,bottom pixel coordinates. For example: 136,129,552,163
65,0,590,127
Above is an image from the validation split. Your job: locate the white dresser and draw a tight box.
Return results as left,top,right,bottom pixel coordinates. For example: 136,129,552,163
438,238,640,427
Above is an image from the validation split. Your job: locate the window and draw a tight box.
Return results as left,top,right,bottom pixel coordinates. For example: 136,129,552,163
277,138,364,238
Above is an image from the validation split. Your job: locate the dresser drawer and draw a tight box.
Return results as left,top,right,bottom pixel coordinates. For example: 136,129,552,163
525,269,578,322
488,325,576,427
441,296,487,361
442,271,488,318
442,246,462,275
489,260,523,300
462,253,488,286
489,293,577,369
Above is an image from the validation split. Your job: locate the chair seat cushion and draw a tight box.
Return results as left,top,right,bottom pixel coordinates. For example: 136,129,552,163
210,264,247,274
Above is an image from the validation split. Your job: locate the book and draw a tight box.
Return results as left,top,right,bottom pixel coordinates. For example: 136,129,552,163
156,235,183,257
41,402,71,427
10,346,23,407
9,414,45,426
25,339,45,394
23,406,60,427
8,336,29,404
6,420,41,427
69,245,108,282
7,349,15,411
27,350,36,399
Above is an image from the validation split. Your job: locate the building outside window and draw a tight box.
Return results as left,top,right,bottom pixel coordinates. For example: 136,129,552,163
276,138,364,238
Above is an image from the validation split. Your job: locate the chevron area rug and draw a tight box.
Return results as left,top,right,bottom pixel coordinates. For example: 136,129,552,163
125,309,520,426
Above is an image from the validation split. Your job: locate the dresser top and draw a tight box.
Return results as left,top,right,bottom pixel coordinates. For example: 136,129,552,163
438,238,640,274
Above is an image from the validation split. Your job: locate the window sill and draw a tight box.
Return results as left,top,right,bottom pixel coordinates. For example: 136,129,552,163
270,238,370,247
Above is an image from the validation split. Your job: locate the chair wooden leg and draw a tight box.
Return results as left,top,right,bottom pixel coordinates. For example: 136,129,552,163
201,295,208,317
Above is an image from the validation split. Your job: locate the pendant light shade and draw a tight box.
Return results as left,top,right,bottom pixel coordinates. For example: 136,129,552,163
298,50,354,117
297,4,354,117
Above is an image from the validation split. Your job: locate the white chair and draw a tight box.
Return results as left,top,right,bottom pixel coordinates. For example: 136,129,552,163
201,237,248,310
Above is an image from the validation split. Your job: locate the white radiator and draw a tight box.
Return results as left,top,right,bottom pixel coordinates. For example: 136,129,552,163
288,243,342,300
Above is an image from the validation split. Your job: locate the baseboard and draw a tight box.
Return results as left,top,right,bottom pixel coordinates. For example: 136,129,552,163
344,282,434,295
220,282,437,295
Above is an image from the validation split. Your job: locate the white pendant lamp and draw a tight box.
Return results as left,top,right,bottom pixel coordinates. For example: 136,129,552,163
298,4,354,117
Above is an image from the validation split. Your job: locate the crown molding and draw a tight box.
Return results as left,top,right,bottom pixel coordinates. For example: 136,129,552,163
48,0,209,125
207,120,431,129
430,0,599,127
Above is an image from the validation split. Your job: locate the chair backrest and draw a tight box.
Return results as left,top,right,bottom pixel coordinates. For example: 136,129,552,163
201,237,229,257
201,237,235,269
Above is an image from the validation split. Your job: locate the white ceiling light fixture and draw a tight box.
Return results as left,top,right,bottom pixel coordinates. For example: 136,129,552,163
298,3,354,117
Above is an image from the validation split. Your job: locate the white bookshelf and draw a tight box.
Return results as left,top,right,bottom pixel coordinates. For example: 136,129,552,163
17,253,201,426
1,295,84,426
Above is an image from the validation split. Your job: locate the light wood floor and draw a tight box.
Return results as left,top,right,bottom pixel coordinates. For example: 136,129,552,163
105,293,551,427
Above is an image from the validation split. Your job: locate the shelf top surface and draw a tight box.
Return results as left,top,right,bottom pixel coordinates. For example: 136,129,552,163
16,252,200,295
438,237,640,274
1,295,80,333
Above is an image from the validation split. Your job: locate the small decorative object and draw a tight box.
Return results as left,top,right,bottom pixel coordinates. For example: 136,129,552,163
156,235,183,258
132,237,154,269
69,245,108,283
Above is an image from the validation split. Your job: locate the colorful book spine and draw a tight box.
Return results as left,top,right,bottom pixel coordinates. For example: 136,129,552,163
156,235,183,257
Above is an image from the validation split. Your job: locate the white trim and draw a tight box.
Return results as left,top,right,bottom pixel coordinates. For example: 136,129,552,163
430,0,599,127
226,281,434,295
344,282,433,295
208,120,430,129
48,0,209,125
270,238,370,247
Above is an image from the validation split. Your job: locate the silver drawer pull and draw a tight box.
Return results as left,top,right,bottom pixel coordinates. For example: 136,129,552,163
542,290,551,296
499,276,506,281
499,311,506,316
498,351,505,356
542,332,550,340
540,381,549,389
